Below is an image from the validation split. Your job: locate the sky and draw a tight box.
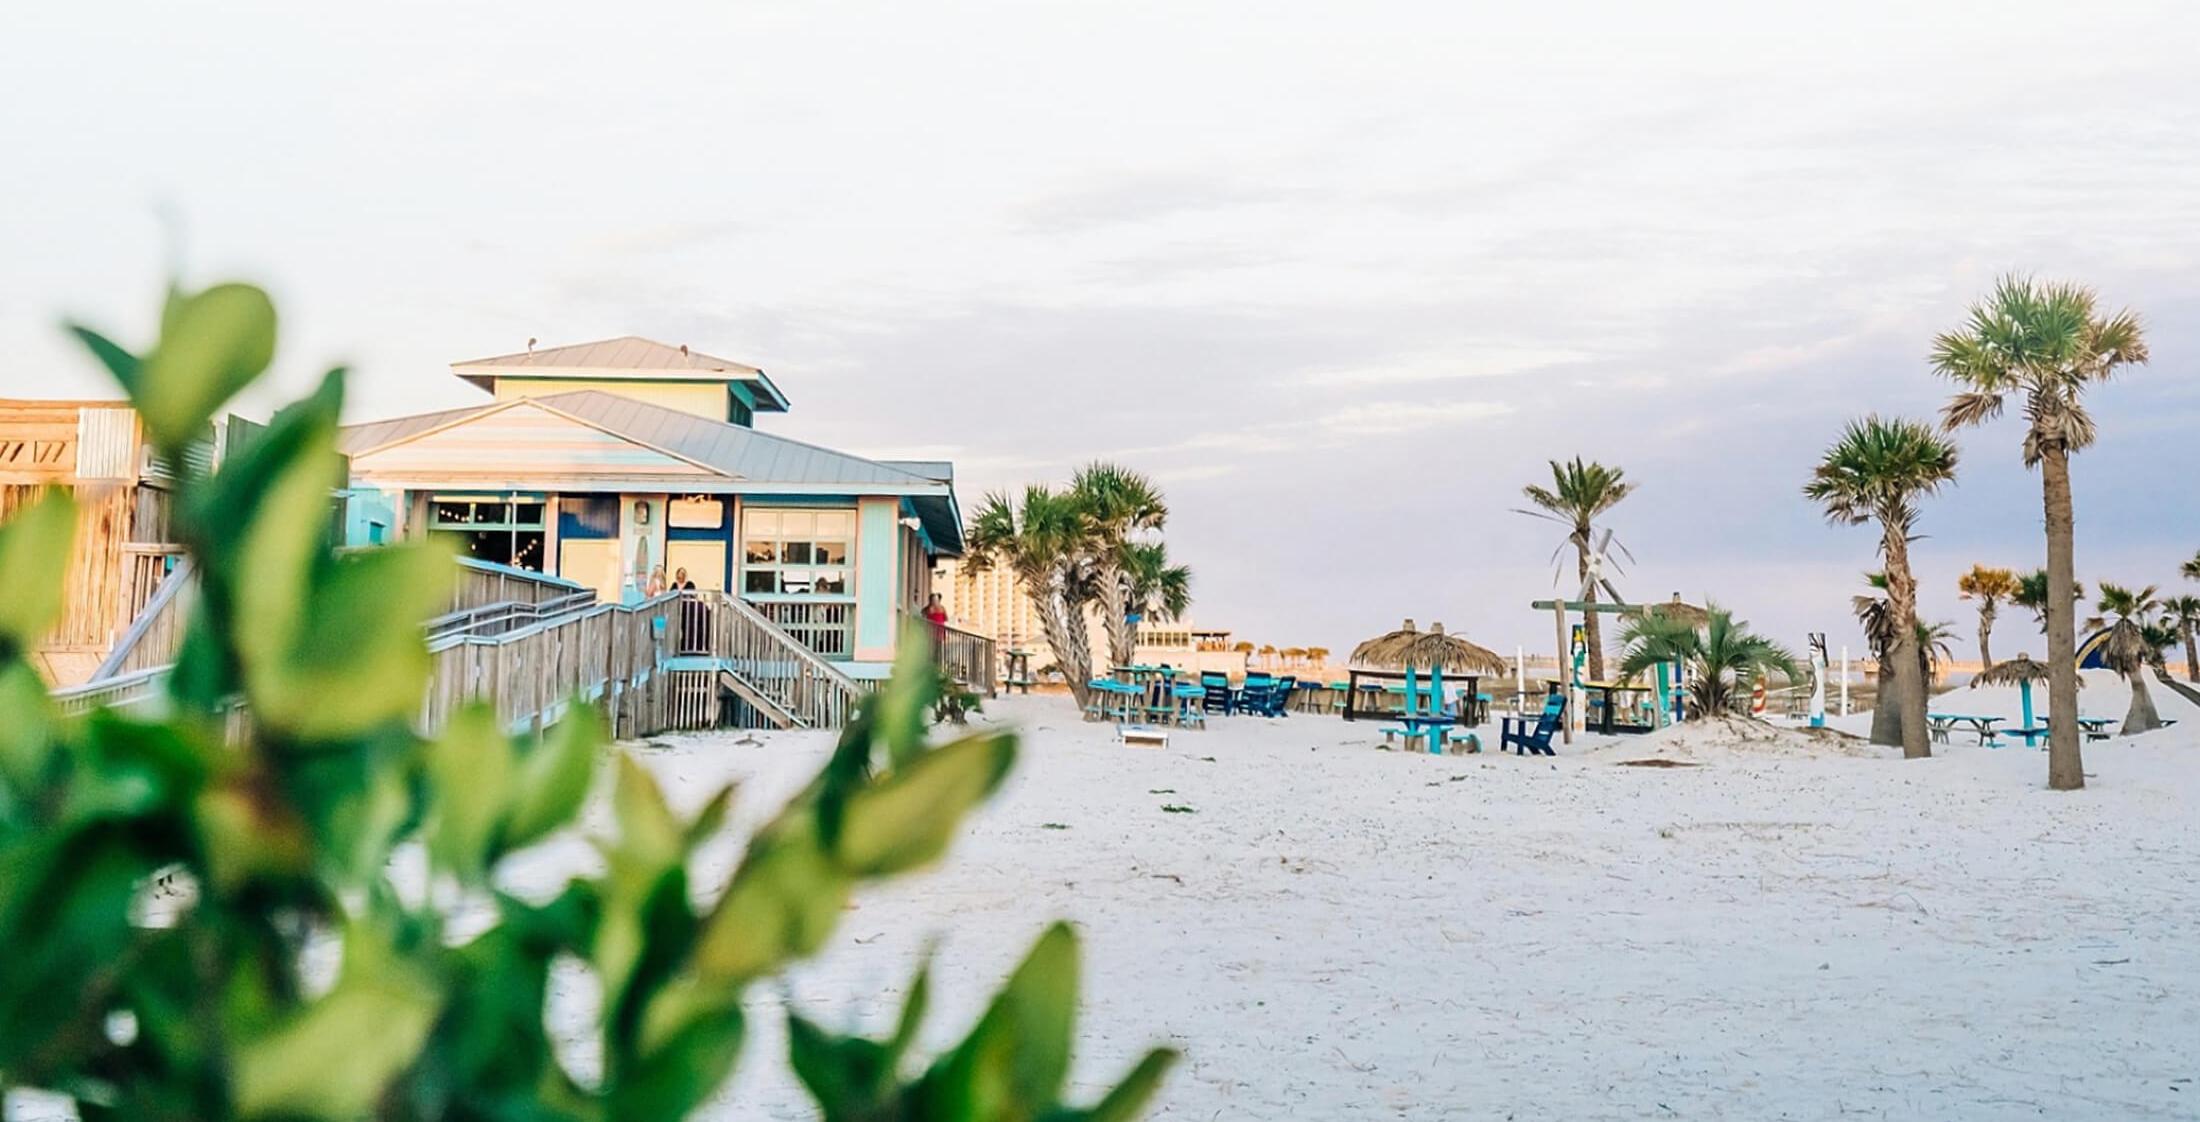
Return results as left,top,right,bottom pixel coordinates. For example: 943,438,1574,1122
3,0,2197,663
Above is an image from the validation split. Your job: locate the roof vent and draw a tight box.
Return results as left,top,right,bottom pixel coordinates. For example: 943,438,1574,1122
679,344,689,357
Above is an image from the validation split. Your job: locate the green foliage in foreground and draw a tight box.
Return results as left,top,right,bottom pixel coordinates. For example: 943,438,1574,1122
0,282,1173,1120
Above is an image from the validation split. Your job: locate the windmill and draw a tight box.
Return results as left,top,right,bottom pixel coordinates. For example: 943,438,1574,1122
1567,526,1632,606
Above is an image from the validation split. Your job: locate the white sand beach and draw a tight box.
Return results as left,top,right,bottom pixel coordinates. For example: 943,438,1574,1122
557,676,2200,1121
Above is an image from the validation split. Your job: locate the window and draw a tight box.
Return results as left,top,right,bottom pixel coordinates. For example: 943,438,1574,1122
430,495,547,571
740,509,853,597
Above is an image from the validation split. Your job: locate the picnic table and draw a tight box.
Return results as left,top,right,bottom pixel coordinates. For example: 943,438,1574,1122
2078,716,2117,741
1382,713,1458,753
1927,713,2004,746
1581,681,1656,735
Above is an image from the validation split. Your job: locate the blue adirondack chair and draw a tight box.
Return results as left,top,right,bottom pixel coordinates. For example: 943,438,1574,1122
1238,673,1277,716
1501,694,1565,756
1257,675,1298,717
1200,672,1234,714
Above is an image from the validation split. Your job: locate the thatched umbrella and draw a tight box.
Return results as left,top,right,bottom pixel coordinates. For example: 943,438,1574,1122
1970,653,2080,733
1642,594,1709,629
1350,620,1509,718
1350,620,1509,675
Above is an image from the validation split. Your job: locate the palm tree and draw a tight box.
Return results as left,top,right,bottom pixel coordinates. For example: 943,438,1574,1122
1517,456,1635,682
965,485,1102,709
1069,463,1168,672
1804,415,1959,760
1919,620,1958,688
1257,643,1276,668
1852,572,1904,748
1305,646,1331,669
1121,540,1192,641
1955,565,2019,670
2088,582,2165,734
2012,569,2084,633
1933,275,2148,789
2161,595,2200,683
1617,603,1797,720
2184,549,2200,584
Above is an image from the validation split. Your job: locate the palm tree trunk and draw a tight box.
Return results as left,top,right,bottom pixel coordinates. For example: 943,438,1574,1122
1028,582,1088,710
1061,591,1098,696
2184,622,2198,684
2122,668,2163,734
2041,448,2084,790
1977,602,1995,671
1868,659,1904,747
1882,529,1930,759
1097,559,1136,670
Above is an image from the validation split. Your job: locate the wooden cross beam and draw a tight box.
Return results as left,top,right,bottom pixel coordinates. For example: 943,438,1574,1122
1529,599,1643,615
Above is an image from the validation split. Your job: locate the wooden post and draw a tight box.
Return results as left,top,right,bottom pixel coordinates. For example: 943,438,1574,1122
1553,602,1571,745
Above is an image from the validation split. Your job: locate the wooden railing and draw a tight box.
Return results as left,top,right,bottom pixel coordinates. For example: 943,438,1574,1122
940,623,998,698
422,593,679,738
745,599,855,659
53,573,872,738
119,544,186,630
684,593,866,729
89,558,196,682
451,557,592,611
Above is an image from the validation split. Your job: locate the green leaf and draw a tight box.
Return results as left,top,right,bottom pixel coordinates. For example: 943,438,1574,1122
134,282,277,453
1060,1048,1178,1122
232,927,442,1119
224,380,345,706
426,704,515,879
0,662,60,796
787,1013,893,1118
500,703,603,852
611,754,683,875
0,489,77,655
978,923,1080,1108
606,999,744,1120
681,783,735,852
692,817,851,982
66,324,144,397
877,621,943,768
834,731,1016,877
254,538,453,741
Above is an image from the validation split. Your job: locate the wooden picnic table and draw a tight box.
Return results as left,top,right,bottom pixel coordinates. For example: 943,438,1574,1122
1928,713,2004,745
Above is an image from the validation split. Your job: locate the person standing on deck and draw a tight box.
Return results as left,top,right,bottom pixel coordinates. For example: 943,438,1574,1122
922,592,950,657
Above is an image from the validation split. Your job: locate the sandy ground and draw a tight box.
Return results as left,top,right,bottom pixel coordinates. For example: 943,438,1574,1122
592,676,2200,1121
13,678,2194,1121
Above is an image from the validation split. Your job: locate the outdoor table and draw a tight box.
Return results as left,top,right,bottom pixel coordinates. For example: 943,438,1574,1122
1927,713,2003,746
2077,716,2116,741
1393,713,1457,753
1580,682,1654,735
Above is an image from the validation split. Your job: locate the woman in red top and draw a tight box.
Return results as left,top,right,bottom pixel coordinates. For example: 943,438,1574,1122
922,592,950,654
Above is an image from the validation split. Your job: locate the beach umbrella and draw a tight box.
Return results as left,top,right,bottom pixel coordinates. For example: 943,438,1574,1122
1352,621,1506,718
1349,620,1509,675
1643,594,1709,629
1970,653,2081,731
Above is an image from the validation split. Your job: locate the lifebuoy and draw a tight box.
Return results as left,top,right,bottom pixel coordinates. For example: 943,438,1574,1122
1750,679,1767,716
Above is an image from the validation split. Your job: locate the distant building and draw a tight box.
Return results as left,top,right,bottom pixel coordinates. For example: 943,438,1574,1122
0,400,256,685
934,557,1242,677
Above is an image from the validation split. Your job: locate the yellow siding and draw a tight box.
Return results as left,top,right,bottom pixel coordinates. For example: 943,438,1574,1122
492,378,726,420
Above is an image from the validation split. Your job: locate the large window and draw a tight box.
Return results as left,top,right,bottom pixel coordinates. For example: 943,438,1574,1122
741,509,853,596
430,495,546,570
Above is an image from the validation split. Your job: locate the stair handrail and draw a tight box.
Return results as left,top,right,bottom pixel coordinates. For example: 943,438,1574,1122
89,558,196,683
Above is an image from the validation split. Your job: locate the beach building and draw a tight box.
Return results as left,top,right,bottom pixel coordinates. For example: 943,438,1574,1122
0,399,259,685
335,337,963,679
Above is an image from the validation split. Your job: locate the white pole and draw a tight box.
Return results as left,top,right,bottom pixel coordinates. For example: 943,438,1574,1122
1839,646,1850,717
1515,646,1526,712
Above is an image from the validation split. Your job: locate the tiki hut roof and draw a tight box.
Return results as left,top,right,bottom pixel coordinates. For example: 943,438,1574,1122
1642,594,1709,628
1349,620,1510,675
1969,654,2083,689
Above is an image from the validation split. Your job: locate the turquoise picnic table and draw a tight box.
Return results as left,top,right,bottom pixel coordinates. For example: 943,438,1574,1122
1381,712,1458,754
1928,713,2004,746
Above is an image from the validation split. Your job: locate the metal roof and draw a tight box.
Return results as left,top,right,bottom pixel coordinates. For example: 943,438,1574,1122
449,336,789,411
340,391,934,490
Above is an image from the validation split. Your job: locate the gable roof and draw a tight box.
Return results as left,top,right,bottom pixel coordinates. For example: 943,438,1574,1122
339,392,941,492
451,336,789,411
